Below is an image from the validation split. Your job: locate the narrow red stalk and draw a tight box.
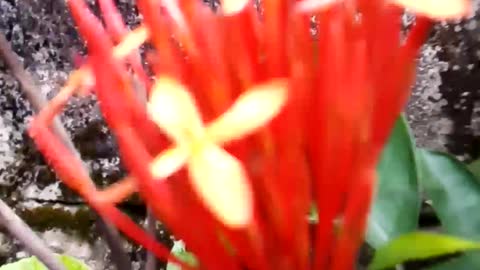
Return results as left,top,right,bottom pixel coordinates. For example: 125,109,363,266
371,16,433,156
222,1,263,90
263,0,290,76
179,3,234,120
285,16,315,268
97,0,129,39
223,223,270,270
328,27,372,270
312,5,349,270
252,81,311,270
370,4,403,77
270,11,314,263
330,168,376,270
97,0,151,90
288,10,316,133
137,0,184,80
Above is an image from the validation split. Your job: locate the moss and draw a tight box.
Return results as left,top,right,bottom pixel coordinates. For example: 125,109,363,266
17,206,96,242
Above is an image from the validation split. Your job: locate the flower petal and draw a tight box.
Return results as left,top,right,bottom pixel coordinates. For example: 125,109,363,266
295,0,339,13
206,79,288,145
148,76,206,144
188,142,253,228
112,26,149,59
392,0,471,19
149,146,190,179
221,0,249,15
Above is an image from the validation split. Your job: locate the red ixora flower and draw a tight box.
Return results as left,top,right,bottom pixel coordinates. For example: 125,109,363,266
27,0,470,270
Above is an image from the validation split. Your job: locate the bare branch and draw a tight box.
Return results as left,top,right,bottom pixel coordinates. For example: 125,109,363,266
95,217,132,270
144,208,157,270
0,31,77,154
0,199,66,270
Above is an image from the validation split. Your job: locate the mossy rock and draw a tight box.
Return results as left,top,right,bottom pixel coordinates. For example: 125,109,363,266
16,206,96,242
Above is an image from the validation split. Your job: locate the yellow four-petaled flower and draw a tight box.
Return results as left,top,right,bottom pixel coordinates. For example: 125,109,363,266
147,77,288,228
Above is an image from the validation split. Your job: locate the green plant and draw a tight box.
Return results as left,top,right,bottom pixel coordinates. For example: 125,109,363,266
0,255,90,270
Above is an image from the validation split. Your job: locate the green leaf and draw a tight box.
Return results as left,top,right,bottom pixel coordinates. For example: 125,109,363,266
367,116,420,248
417,149,480,269
467,158,480,181
369,232,480,270
0,255,90,270
166,240,198,270
57,255,90,270
0,257,45,270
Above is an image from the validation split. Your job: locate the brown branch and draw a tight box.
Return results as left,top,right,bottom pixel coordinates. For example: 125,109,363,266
95,217,133,270
144,208,157,270
0,199,66,270
0,32,77,154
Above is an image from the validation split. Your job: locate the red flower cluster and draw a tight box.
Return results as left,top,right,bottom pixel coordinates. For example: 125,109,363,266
27,0,469,269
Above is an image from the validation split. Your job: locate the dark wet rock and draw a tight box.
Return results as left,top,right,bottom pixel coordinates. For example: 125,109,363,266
0,0,120,202
407,2,480,161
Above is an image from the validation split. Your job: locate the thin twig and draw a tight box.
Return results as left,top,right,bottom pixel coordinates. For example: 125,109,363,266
0,32,76,154
0,30,131,270
95,217,132,270
144,208,157,270
0,199,66,270
131,65,157,270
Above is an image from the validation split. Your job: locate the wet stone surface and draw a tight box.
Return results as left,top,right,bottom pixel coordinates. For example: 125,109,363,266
0,0,135,202
406,0,480,161
0,0,480,269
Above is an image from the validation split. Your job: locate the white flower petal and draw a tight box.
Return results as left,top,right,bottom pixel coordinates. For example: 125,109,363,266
112,26,149,59
188,143,254,228
149,146,190,179
392,0,470,19
206,79,288,145
295,0,339,13
221,0,249,15
148,76,205,144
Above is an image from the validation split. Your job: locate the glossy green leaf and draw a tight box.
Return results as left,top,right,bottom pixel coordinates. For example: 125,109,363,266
467,158,480,181
417,150,480,269
366,116,420,248
369,232,480,270
166,240,198,270
0,255,90,270
57,255,90,270
0,257,45,270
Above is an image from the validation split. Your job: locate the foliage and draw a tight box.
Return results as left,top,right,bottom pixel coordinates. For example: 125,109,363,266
367,116,420,248
365,120,480,269
166,240,199,270
416,150,480,269
369,232,480,270
0,255,90,270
